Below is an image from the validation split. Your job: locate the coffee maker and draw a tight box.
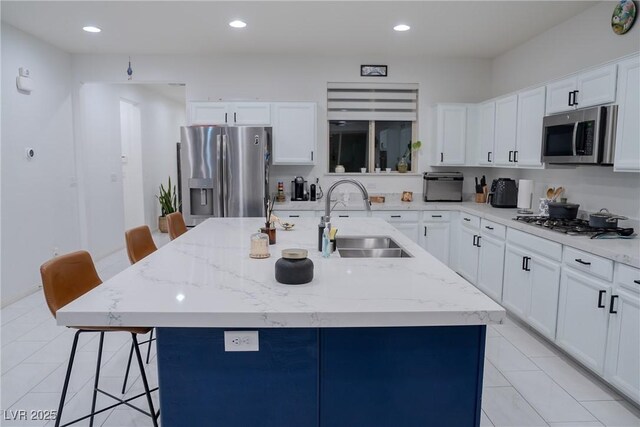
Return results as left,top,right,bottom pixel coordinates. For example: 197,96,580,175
291,176,309,201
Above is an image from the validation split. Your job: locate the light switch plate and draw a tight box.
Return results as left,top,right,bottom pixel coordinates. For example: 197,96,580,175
224,331,259,352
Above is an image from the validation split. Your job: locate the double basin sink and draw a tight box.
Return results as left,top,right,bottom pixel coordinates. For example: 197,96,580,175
335,236,413,258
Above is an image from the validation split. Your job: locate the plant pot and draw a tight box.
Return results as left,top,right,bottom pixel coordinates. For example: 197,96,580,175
158,216,168,233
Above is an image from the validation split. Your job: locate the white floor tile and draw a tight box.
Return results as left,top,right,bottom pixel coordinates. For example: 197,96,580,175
1,363,61,409
498,325,558,358
484,358,511,387
2,341,49,374
504,370,597,423
482,386,548,427
481,410,495,426
5,392,75,427
16,319,71,343
581,400,640,427
548,422,604,427
1,319,46,347
31,350,116,394
485,336,540,372
487,325,501,338
531,356,622,402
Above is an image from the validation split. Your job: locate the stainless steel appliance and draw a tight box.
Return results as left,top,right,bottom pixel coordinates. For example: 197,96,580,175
489,178,518,208
514,216,634,239
423,172,463,202
542,105,617,165
291,176,309,201
179,126,271,226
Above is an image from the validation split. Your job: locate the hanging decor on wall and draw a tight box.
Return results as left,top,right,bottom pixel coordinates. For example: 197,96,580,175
127,57,133,80
360,65,388,77
611,0,637,35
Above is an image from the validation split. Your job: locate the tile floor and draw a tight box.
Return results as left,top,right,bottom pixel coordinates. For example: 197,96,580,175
1,232,639,427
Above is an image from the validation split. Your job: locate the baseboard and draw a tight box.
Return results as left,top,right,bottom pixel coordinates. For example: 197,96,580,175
0,284,41,308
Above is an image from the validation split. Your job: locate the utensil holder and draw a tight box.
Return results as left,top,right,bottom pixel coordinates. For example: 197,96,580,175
475,193,486,203
260,224,276,245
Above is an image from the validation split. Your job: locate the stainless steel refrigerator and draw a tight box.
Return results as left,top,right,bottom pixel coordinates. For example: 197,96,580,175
179,126,271,226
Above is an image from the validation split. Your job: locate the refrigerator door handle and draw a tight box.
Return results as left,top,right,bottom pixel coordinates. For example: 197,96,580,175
221,132,229,217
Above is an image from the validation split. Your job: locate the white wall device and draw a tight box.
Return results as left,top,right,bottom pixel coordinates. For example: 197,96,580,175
16,67,34,93
224,331,259,351
25,148,35,159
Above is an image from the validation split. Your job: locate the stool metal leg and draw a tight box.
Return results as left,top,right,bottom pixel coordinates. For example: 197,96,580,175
54,330,82,427
145,328,154,364
132,333,159,427
89,332,105,427
121,341,134,394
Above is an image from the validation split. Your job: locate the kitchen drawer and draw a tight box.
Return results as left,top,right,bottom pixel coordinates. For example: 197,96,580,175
614,263,640,294
563,247,614,282
480,219,506,240
273,210,316,219
507,228,562,261
332,211,369,218
459,213,480,230
372,211,420,223
422,211,451,222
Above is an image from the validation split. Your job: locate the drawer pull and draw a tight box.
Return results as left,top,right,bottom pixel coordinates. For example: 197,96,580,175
575,258,591,266
634,280,640,285
288,215,300,218
609,295,618,314
338,215,349,218
597,290,606,308
390,215,402,218
431,215,442,218
485,226,494,230
463,217,471,222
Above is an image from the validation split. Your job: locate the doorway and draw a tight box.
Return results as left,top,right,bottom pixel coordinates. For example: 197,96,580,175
119,99,145,231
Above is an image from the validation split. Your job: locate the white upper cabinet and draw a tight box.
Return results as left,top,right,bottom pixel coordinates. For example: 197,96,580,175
515,86,546,168
436,104,467,165
189,102,271,125
493,95,518,167
271,103,317,165
613,55,640,172
545,64,617,114
476,101,496,166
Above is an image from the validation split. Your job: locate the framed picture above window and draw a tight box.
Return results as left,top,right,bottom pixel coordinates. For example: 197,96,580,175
361,65,388,77
327,82,418,173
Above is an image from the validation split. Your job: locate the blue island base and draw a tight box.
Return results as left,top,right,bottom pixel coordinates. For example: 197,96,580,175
156,326,486,427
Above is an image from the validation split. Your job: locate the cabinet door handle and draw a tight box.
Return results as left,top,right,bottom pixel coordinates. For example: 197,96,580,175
609,295,619,314
513,150,518,163
463,217,471,222
522,256,527,271
391,215,402,218
440,152,444,162
234,112,237,122
431,215,442,218
472,235,477,246
575,258,591,266
338,215,349,218
424,226,427,237
488,151,492,163
524,256,531,272
572,90,579,106
568,91,573,106
224,112,228,123
508,151,513,162
485,226,494,230
310,151,314,161
476,236,481,248
597,290,606,308
289,215,300,218
634,280,640,285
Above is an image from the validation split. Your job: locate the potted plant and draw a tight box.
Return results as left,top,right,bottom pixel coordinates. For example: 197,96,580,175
157,177,178,233
397,140,422,173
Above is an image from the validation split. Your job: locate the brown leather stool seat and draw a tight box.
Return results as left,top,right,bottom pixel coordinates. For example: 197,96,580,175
166,212,187,240
40,251,159,427
125,225,157,264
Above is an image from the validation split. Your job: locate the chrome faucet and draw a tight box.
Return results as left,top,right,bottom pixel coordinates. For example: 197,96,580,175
319,179,371,228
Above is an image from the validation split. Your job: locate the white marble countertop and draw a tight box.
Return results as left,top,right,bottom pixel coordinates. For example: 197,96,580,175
274,198,640,268
56,218,505,328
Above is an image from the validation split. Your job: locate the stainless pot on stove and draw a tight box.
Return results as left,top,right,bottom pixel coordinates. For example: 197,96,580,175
589,209,628,229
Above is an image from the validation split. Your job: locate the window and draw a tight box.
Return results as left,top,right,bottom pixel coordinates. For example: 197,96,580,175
327,83,418,173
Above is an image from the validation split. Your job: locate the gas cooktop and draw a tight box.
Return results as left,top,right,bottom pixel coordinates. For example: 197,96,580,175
513,216,635,239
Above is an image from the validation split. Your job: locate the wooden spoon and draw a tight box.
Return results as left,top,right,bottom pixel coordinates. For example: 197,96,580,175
553,187,564,201
546,187,555,200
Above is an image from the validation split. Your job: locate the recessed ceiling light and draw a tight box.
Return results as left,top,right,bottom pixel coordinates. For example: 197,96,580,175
229,20,247,28
83,26,101,33
393,24,410,32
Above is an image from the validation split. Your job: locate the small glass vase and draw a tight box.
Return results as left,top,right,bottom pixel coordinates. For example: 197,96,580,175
260,223,276,245
397,156,409,173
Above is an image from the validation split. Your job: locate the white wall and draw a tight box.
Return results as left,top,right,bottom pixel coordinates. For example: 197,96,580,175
1,24,80,305
70,54,493,198
488,1,640,220
78,83,184,258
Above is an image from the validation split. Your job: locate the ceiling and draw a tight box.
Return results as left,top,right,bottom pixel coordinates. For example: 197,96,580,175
1,1,596,58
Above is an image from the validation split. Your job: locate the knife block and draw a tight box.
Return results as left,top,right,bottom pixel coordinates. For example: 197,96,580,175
475,193,487,203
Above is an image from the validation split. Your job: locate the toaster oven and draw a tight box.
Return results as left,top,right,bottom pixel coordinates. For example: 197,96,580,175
423,172,464,202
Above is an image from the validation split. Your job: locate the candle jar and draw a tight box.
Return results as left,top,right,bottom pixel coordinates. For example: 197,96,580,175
275,249,314,285
260,223,276,245
249,233,270,259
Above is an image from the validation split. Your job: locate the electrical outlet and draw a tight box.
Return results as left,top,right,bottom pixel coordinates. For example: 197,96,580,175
224,331,259,352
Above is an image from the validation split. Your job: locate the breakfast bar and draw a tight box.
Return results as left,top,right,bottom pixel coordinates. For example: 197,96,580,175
56,217,505,427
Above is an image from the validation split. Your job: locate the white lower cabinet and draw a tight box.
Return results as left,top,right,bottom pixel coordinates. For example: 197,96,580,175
605,264,640,402
420,222,450,265
556,267,611,373
528,255,562,339
476,232,505,302
502,244,532,319
457,222,480,284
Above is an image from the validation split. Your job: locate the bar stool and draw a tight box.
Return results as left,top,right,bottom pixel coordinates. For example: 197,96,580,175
166,212,187,240
40,251,159,427
121,225,157,394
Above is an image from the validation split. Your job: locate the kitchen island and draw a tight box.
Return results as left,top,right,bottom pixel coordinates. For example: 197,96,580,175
57,217,505,427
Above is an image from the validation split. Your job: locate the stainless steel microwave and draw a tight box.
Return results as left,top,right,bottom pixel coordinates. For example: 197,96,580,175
542,105,617,165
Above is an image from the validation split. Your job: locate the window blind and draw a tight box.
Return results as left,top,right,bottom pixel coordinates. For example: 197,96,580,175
327,82,418,121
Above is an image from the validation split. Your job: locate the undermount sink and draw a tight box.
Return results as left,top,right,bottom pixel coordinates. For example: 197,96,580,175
335,236,413,258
